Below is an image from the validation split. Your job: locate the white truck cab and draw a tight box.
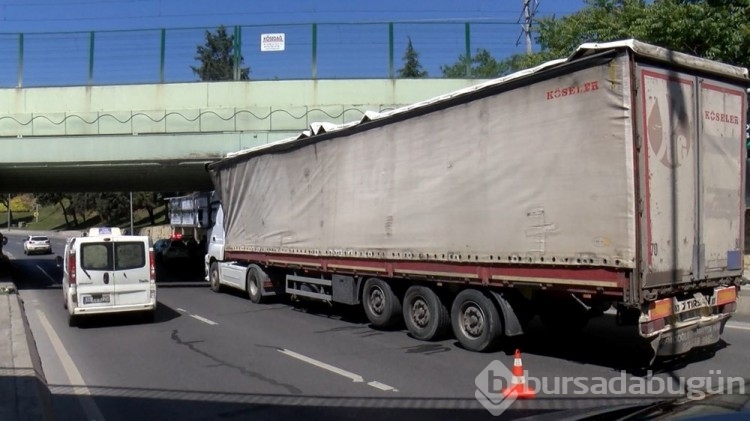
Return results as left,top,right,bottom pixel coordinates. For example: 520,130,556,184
57,227,157,326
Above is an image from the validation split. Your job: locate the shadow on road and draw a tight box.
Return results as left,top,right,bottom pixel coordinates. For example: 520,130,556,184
491,314,729,375
72,302,182,329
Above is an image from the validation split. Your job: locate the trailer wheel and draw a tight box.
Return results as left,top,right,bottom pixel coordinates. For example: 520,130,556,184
362,278,402,329
209,262,222,293
403,285,451,341
247,268,265,304
451,289,503,352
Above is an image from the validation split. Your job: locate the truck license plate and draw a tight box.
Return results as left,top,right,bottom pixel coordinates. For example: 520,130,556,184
83,294,110,304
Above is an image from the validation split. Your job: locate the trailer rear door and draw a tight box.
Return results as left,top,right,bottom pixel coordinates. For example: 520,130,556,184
639,64,746,288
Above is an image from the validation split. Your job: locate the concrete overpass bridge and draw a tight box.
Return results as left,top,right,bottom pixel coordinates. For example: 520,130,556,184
0,79,484,193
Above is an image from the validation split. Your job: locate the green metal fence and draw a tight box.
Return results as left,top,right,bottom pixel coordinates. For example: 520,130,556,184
0,21,517,87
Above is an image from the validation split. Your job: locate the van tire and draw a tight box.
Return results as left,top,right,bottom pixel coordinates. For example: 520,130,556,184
67,313,77,327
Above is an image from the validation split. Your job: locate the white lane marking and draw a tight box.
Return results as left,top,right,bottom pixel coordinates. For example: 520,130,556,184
368,381,399,392
190,314,218,326
278,349,364,383
37,265,57,283
36,310,107,421
176,308,187,313
726,321,750,331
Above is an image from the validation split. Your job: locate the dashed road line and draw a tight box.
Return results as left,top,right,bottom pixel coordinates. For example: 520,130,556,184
278,349,363,383
175,307,218,325
278,348,398,392
368,381,399,392
190,314,219,326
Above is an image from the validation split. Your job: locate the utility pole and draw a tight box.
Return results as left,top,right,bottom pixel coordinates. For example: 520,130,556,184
518,0,539,55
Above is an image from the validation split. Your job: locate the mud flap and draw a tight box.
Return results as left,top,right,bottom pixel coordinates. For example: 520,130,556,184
489,291,524,337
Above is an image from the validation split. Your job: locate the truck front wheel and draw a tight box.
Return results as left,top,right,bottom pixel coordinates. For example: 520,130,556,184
209,262,222,293
403,285,450,341
362,278,402,329
451,289,503,352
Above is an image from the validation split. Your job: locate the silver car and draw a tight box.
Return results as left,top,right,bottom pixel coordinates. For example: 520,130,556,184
23,235,52,255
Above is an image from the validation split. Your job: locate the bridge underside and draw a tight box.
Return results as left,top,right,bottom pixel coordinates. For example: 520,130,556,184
0,161,213,193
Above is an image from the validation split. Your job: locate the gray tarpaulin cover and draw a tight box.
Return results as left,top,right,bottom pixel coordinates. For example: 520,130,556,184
208,40,748,270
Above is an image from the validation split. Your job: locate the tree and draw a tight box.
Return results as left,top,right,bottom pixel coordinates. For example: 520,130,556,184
36,193,72,227
0,195,11,227
191,25,250,81
397,37,428,78
441,49,507,78
441,1,750,78
534,0,750,69
134,192,162,225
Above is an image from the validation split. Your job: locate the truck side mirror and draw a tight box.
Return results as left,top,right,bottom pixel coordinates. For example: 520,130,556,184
1,236,6,246
55,255,63,268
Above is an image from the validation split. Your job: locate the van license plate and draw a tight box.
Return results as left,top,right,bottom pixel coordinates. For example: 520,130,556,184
83,294,110,304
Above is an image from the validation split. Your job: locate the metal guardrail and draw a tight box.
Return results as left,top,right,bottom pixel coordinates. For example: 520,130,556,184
0,21,516,87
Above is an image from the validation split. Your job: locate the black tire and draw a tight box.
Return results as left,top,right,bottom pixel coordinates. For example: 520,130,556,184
403,285,451,341
247,267,265,304
362,278,402,329
63,295,68,310
209,262,222,293
67,313,77,327
451,289,503,352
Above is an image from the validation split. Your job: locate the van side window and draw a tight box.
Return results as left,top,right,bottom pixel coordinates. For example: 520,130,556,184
81,243,111,270
115,243,145,270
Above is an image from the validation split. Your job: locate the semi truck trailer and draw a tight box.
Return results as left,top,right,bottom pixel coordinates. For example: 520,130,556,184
204,40,749,360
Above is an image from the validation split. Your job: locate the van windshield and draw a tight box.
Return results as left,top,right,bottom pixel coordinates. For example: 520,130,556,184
80,242,146,271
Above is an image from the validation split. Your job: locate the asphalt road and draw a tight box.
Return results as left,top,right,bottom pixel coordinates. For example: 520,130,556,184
3,231,750,420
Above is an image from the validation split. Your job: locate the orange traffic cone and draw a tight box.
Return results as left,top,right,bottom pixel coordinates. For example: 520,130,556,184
501,349,536,399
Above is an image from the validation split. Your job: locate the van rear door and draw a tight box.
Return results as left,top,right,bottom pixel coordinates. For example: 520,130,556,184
112,238,152,306
77,241,116,309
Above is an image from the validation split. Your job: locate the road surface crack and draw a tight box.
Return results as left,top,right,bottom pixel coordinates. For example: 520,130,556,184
170,329,302,394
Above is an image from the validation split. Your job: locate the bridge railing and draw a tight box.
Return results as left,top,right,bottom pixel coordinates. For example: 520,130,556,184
0,21,516,87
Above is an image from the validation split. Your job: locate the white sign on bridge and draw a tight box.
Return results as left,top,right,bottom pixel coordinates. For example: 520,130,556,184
261,33,285,52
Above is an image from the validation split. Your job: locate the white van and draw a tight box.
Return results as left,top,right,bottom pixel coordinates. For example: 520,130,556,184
57,227,157,326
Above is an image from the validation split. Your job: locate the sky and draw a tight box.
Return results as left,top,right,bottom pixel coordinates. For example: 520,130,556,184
0,0,588,86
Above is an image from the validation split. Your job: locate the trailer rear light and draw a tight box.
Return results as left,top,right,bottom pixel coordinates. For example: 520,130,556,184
149,250,156,282
68,253,77,284
648,298,672,320
716,286,737,306
640,317,666,335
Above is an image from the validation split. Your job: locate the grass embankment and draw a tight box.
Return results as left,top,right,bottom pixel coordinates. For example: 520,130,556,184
0,204,168,232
